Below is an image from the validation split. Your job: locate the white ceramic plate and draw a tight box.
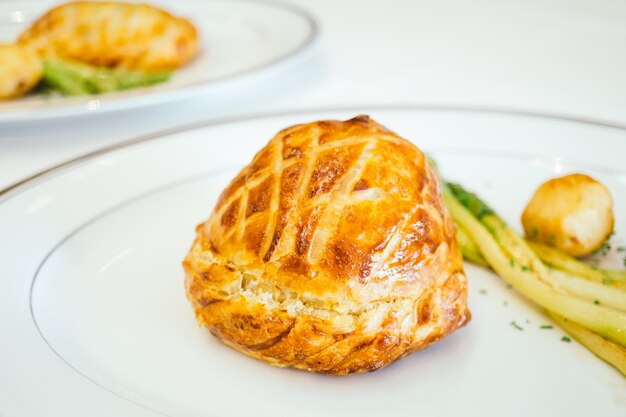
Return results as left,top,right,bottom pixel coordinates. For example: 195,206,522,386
1,107,625,417
0,0,316,123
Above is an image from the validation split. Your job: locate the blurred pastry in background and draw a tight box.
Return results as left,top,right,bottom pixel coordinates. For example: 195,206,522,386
0,44,43,99
18,1,199,72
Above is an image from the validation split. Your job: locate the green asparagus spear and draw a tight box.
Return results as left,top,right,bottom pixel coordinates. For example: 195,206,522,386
447,182,553,282
443,184,626,347
529,240,626,288
449,208,626,309
42,57,170,96
42,58,94,95
456,223,488,267
547,269,626,312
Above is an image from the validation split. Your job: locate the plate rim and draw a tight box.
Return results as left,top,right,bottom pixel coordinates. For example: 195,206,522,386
2,103,626,203
0,0,319,123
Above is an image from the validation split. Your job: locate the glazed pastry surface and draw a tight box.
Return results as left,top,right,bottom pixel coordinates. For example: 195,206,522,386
19,1,198,71
184,115,470,375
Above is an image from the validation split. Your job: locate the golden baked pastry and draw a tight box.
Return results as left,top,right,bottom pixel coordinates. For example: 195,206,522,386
0,44,42,99
18,1,198,71
183,116,470,375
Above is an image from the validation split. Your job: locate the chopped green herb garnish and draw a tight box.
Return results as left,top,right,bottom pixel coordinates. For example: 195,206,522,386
593,241,612,257
540,325,553,329
478,289,487,295
447,183,494,219
521,265,530,272
509,259,515,267
561,336,571,343
529,226,539,239
617,246,626,253
506,283,513,290
503,301,508,306
593,299,601,305
602,277,614,286
510,321,523,331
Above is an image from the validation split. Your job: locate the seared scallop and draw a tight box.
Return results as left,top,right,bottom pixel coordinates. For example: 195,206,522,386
522,173,614,257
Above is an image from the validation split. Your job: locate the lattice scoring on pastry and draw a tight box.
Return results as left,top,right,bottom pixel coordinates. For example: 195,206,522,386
183,115,470,375
18,1,198,71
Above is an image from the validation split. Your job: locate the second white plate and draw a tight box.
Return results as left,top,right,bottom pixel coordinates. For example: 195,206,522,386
0,0,317,123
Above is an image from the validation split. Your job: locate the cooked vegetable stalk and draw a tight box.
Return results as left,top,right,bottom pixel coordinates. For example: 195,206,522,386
443,184,626,347
42,58,89,95
548,312,626,376
529,240,626,288
447,183,552,282
456,224,488,267
42,57,170,95
432,159,487,268
452,210,626,307
547,269,626,312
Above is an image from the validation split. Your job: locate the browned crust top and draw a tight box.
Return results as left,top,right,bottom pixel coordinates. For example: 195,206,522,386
183,116,470,374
